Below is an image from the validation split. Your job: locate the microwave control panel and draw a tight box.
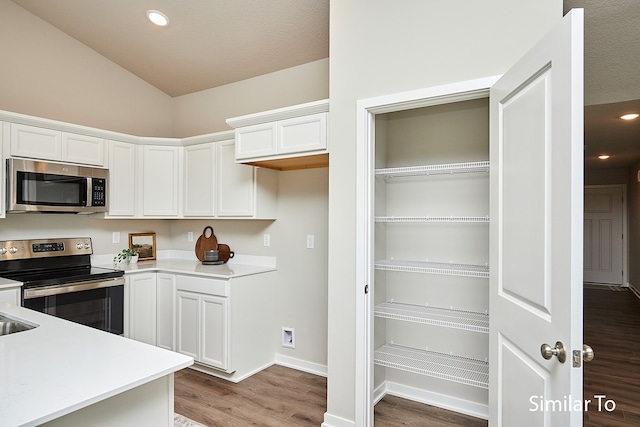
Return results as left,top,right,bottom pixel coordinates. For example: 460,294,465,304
91,178,106,207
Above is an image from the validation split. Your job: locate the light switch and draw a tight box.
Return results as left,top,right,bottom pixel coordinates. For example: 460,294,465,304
264,234,271,247
112,232,120,244
306,235,314,249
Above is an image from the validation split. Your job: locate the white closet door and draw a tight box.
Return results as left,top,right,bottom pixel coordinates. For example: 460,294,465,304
489,9,585,427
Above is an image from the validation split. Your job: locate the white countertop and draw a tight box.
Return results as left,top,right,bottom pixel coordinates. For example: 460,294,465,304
0,303,193,427
0,277,21,290
103,253,277,279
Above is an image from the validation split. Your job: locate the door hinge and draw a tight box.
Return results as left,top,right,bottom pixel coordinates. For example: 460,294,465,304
364,284,369,294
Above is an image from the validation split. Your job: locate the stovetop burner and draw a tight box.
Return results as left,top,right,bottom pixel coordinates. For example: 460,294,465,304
0,238,123,287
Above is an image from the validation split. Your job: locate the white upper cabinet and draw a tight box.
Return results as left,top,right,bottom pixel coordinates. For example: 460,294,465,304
107,140,137,217
227,99,329,171
62,133,105,166
1,113,277,220
234,122,276,160
10,123,105,166
142,145,181,216
182,137,277,219
183,143,216,217
216,140,254,217
277,113,327,155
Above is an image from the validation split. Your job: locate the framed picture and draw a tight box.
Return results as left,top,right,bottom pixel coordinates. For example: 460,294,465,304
129,232,156,261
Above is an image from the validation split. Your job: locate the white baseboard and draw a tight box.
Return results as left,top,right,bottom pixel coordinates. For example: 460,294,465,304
321,412,355,427
274,353,327,377
381,381,489,420
189,361,274,384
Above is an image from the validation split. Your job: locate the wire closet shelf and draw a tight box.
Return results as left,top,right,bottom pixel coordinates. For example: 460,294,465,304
374,343,489,389
375,161,490,178
374,301,489,334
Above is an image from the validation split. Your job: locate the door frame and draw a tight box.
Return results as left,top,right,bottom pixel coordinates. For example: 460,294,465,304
584,184,628,286
355,75,500,426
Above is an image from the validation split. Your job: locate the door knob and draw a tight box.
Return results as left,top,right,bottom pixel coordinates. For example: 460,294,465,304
582,344,594,362
541,341,566,363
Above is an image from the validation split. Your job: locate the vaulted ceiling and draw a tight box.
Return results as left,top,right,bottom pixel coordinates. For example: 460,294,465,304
11,1,640,171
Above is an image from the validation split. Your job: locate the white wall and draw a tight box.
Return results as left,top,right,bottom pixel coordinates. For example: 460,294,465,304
172,59,329,137
326,0,562,423
0,1,173,137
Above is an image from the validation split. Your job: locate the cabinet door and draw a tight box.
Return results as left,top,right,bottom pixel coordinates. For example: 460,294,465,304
0,287,20,305
108,141,137,216
183,143,216,216
62,133,105,166
176,291,200,360
277,113,327,155
128,273,157,345
200,294,228,370
235,122,276,160
10,123,61,160
143,145,180,216
156,273,176,351
217,140,255,217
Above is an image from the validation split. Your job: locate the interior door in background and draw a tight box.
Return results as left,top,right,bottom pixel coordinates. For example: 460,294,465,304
583,185,624,285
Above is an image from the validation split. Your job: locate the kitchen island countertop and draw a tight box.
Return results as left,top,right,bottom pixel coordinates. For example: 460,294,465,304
0,302,193,427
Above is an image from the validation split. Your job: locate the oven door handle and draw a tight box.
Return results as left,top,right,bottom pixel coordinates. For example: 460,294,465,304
23,277,125,299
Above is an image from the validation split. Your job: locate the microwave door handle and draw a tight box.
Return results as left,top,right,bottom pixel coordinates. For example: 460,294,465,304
86,177,92,207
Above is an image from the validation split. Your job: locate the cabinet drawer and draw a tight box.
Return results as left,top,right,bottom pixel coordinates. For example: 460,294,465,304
176,275,229,297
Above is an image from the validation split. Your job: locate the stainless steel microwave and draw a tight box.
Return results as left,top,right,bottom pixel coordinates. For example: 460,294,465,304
6,158,108,213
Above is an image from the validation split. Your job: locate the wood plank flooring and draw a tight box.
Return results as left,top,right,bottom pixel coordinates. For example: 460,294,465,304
174,287,640,426
174,365,485,426
583,286,640,427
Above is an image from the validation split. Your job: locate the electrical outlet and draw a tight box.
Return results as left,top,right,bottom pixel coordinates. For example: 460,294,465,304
263,234,271,247
112,232,120,244
306,235,314,249
187,231,193,242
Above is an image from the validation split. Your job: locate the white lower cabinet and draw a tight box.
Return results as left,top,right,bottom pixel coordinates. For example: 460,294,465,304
126,270,275,381
176,290,228,370
174,272,276,382
0,285,21,305
175,274,230,371
126,272,174,349
156,273,176,351
127,272,157,345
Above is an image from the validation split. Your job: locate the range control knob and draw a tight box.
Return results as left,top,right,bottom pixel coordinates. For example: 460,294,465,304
84,243,91,249
76,243,84,250
8,247,17,254
0,247,7,255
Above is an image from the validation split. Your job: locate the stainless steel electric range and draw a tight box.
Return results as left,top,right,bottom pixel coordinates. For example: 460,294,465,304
0,238,125,334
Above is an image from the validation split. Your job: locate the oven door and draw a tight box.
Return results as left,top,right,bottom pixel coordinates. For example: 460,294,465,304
23,278,125,335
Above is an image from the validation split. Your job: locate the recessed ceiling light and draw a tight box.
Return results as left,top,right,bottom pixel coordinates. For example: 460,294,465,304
147,10,169,27
598,155,610,160
620,113,639,121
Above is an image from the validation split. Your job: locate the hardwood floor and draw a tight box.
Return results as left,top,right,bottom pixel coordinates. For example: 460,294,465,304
174,365,485,426
174,287,639,426
583,286,640,427
174,365,326,426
